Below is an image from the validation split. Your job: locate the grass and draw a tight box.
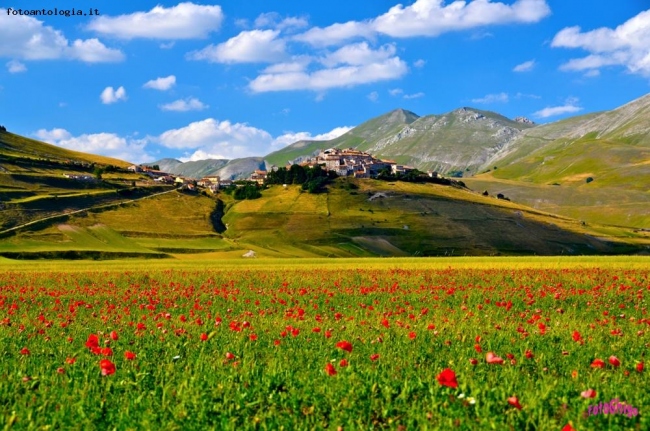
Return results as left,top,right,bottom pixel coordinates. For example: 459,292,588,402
0,259,647,429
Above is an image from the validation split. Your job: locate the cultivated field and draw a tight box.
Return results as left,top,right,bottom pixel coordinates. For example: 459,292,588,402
0,257,647,430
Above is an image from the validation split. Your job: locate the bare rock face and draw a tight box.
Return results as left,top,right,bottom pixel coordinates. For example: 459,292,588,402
514,116,535,125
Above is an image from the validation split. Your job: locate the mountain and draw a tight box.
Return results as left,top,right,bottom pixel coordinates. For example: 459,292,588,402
148,157,265,180
264,107,534,175
464,92,650,228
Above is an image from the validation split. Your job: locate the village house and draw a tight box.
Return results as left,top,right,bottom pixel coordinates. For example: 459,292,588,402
127,165,142,173
249,170,267,185
219,179,233,188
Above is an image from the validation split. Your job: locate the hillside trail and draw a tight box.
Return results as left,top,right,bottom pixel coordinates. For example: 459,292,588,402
0,188,177,235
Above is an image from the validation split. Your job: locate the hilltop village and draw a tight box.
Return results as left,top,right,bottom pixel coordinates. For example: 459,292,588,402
127,148,440,194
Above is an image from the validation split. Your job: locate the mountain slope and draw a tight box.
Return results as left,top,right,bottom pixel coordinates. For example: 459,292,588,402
464,92,650,228
149,157,265,180
264,107,533,174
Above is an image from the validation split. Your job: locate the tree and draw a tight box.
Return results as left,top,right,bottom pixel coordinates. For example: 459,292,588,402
93,166,104,180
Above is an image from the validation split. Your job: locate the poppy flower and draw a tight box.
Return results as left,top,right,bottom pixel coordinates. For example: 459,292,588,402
581,389,597,398
608,356,620,367
200,333,208,341
408,331,416,339
273,339,281,346
336,341,353,353
469,358,478,365
562,424,576,431
100,347,113,356
339,359,349,367
225,352,236,360
525,350,534,359
124,351,136,360
381,319,390,328
249,334,258,341
507,396,522,410
99,359,116,376
110,331,119,341
437,368,458,388
474,344,482,353
370,354,380,361
20,347,30,355
572,331,583,343
637,362,644,373
65,357,76,364
56,367,65,374
324,330,332,339
86,334,99,349
486,352,504,364
325,363,337,376
591,358,605,368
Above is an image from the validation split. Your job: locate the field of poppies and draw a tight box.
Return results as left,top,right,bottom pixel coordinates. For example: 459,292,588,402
0,258,648,430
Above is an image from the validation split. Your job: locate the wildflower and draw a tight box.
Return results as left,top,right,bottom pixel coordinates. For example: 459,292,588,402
437,368,458,388
581,389,597,398
609,356,621,367
336,341,353,353
339,359,349,367
99,359,116,376
109,331,119,341
486,352,504,364
325,363,337,376
20,347,30,355
507,396,522,410
200,333,208,341
124,351,136,360
591,358,605,368
636,362,644,373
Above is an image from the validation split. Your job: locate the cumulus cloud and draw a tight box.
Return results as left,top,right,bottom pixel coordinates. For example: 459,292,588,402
86,2,223,40
188,30,286,63
6,60,26,73
513,59,535,72
159,97,209,112
320,42,396,67
0,10,124,63
533,97,582,118
100,86,127,104
367,91,379,102
294,0,550,46
143,75,176,91
403,92,425,99
552,9,650,76
254,12,309,31
156,118,352,160
389,88,404,96
34,128,151,163
413,59,426,68
472,92,509,103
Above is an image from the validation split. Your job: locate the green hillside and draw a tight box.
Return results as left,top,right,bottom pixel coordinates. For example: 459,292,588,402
464,93,650,228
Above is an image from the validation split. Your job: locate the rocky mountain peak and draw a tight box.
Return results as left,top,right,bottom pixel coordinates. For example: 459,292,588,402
514,116,535,125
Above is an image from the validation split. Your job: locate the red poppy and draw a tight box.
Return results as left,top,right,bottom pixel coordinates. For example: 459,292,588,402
525,350,534,359
65,357,76,364
507,396,522,410
370,353,380,361
86,334,99,349
609,356,620,367
562,424,576,431
56,367,65,374
591,358,605,368
324,330,332,339
249,333,258,341
99,359,116,376
20,347,30,355
381,319,390,328
437,368,458,388
637,362,644,373
124,351,136,360
274,339,281,346
469,358,478,365
572,331,583,343
110,331,119,341
339,359,349,367
486,352,504,364
408,331,416,339
474,344,482,353
100,347,113,356
580,389,597,398
336,341,353,353
325,363,337,376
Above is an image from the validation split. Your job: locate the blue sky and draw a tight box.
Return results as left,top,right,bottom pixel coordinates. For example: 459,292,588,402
1,0,649,164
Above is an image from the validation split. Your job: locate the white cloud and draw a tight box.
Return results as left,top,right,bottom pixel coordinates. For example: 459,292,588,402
159,97,208,112
373,0,551,38
472,92,509,103
552,10,650,76
86,3,224,40
367,91,379,102
403,92,425,99
413,59,426,68
389,88,404,96
188,30,286,63
254,12,309,31
294,0,550,45
0,10,124,63
100,86,127,104
156,119,352,160
6,60,26,73
513,59,535,72
293,21,375,47
249,57,408,92
143,75,176,91
34,128,151,163
262,58,311,74
321,42,396,67
533,97,582,118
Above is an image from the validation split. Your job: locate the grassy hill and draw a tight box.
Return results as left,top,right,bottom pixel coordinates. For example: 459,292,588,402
464,93,650,228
